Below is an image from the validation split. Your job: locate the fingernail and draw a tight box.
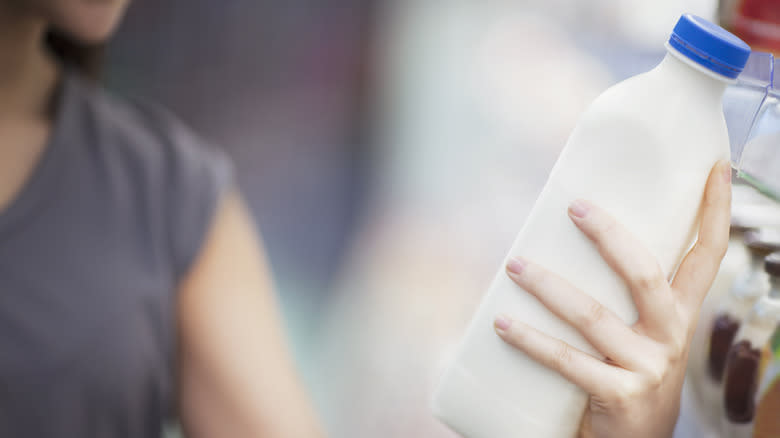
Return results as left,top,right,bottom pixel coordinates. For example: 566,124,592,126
722,161,732,184
494,314,512,332
507,257,527,276
569,199,590,218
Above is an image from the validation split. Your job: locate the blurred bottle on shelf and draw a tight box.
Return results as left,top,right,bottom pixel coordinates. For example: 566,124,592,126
688,219,749,433
709,230,780,383
689,228,780,435
689,187,780,405
752,266,780,437
720,252,780,437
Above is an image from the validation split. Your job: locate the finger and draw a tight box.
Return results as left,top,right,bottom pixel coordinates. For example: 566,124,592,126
494,315,626,397
672,160,732,311
506,257,652,372
567,199,672,331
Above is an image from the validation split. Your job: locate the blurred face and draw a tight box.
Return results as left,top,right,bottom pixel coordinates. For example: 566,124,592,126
24,0,129,44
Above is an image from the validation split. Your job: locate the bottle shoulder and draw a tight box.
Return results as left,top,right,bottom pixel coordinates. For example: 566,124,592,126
582,68,724,121
566,68,730,161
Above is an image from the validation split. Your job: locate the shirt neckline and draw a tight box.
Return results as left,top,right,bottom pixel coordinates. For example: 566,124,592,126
0,68,77,238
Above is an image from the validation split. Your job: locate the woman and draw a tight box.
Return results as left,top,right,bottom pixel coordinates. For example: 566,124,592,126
0,0,323,436
0,1,732,438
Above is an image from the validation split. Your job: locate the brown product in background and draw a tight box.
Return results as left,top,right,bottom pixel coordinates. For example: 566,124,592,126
709,313,742,381
723,339,762,423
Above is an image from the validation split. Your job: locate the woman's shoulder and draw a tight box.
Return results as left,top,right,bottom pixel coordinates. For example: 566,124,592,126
65,71,232,195
64,71,234,277
68,72,220,166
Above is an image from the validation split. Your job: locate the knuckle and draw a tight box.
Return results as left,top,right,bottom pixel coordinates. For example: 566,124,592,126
581,301,608,330
588,395,611,415
634,273,659,292
609,376,643,407
666,335,686,363
551,341,574,373
640,343,681,390
634,264,665,292
643,362,665,390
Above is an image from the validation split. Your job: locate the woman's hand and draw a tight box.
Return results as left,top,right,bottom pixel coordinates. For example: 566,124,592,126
494,160,732,438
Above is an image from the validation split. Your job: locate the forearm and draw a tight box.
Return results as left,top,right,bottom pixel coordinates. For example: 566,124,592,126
177,192,325,437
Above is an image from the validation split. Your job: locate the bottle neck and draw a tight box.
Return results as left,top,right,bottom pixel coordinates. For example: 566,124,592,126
744,294,780,338
657,44,731,99
727,253,770,312
770,276,780,298
746,251,769,284
749,251,767,274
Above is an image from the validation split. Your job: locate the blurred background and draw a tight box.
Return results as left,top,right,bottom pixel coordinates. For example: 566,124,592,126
100,0,765,436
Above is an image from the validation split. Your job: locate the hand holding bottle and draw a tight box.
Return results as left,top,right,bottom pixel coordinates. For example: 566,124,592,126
494,160,732,438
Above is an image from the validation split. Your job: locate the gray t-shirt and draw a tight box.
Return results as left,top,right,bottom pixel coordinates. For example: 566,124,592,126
0,71,232,437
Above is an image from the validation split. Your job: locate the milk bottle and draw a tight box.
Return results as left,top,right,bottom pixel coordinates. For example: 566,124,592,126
433,14,751,438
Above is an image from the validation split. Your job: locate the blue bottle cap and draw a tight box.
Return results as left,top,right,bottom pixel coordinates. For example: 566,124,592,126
668,14,751,79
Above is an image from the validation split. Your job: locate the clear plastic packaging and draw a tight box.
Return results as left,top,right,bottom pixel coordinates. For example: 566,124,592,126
723,51,780,199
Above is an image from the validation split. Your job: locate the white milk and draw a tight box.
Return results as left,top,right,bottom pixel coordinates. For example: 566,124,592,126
433,15,750,437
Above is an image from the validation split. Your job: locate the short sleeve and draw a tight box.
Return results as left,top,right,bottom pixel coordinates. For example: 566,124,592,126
94,85,236,283
152,109,235,280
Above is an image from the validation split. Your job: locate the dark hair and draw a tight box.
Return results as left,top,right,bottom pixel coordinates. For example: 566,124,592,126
44,29,104,80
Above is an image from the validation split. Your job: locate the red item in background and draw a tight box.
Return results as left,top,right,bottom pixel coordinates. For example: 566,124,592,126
722,0,780,54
